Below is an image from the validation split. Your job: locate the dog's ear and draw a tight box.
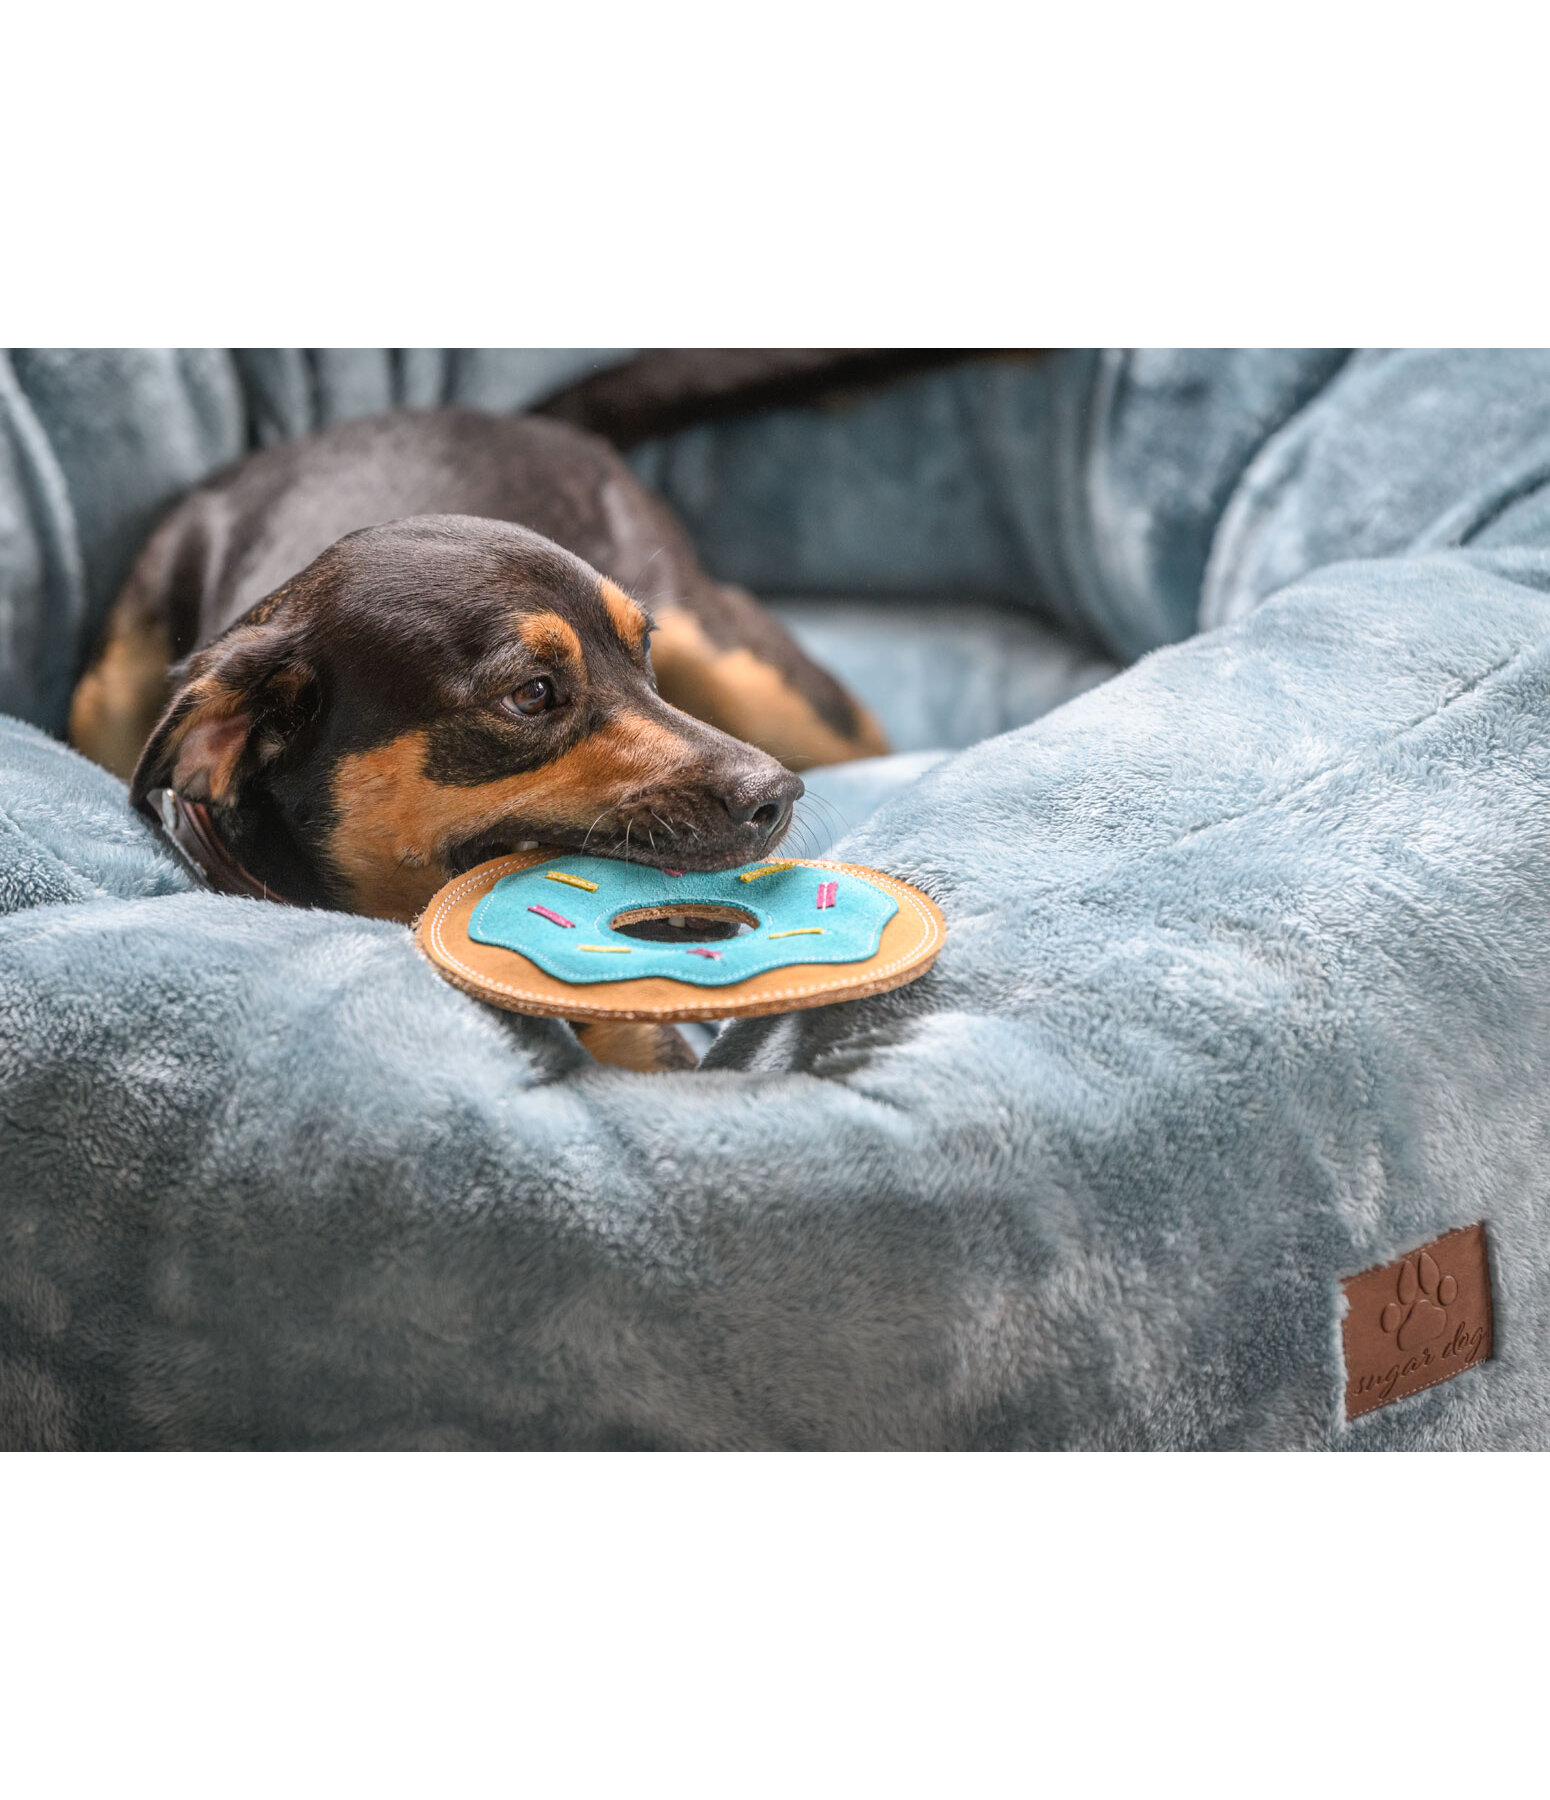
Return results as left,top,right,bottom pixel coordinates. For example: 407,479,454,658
129,611,318,812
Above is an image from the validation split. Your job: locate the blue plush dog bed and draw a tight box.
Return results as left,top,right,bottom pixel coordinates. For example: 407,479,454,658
4,348,1550,1448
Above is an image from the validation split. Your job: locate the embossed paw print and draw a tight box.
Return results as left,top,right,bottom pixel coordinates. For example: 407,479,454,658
1380,1250,1457,1351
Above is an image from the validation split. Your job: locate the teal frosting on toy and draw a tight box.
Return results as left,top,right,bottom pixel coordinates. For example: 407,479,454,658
467,856,897,986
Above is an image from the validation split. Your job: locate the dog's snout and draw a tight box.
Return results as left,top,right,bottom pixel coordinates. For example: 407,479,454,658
720,767,804,839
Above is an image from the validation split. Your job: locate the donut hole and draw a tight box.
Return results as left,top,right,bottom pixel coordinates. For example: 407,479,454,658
609,903,759,945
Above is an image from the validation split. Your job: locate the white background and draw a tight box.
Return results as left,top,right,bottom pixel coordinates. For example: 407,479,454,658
5,5,1546,1792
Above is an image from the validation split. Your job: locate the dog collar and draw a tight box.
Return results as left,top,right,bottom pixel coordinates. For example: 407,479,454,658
140,787,293,904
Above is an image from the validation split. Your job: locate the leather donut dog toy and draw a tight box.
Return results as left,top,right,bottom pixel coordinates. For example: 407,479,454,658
416,850,945,1022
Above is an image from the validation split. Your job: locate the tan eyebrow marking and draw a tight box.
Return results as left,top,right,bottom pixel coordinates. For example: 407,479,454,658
516,611,585,670
598,577,649,653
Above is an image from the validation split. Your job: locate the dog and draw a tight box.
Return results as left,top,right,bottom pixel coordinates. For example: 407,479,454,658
68,408,888,1069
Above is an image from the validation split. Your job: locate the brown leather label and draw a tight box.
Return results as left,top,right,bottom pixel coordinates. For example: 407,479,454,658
1342,1223,1493,1420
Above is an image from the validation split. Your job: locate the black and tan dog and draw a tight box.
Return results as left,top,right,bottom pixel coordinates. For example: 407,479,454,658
68,408,887,1069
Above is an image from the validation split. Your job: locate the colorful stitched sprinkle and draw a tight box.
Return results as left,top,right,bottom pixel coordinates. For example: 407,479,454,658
738,861,799,883
662,868,686,877
816,881,837,909
527,903,575,928
686,947,722,959
579,944,631,953
768,927,823,939
545,871,599,892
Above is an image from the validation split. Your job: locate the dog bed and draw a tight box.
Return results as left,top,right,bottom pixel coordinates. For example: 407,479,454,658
4,348,1550,1448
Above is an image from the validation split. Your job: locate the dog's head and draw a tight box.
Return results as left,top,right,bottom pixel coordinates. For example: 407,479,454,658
129,516,802,918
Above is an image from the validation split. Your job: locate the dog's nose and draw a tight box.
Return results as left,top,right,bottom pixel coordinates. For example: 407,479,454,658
720,768,804,839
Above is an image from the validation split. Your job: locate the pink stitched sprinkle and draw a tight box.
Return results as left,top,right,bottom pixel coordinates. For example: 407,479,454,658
687,947,722,959
816,881,837,909
527,903,575,928
662,868,686,877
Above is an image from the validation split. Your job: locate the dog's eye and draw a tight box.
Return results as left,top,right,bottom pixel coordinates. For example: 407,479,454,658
503,677,556,717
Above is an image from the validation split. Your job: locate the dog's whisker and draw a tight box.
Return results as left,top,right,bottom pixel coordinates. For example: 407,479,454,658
797,791,852,835
580,809,620,856
739,734,829,772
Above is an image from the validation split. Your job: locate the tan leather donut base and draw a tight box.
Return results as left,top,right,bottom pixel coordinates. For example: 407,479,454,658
415,851,946,1022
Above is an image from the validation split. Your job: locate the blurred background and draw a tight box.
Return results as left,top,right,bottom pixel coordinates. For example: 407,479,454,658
0,348,1135,765
2,346,1364,813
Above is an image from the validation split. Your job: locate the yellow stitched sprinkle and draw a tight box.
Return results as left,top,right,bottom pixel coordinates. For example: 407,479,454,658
579,944,631,953
546,871,599,892
768,927,824,938
738,861,800,883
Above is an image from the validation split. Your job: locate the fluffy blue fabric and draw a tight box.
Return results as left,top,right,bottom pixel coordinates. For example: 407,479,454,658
0,351,243,734
771,600,1117,753
229,349,631,448
1202,349,1550,626
632,350,1349,659
4,543,1550,1447
0,712,192,912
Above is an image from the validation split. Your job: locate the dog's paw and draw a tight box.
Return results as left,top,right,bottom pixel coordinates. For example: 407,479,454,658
572,1019,699,1072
